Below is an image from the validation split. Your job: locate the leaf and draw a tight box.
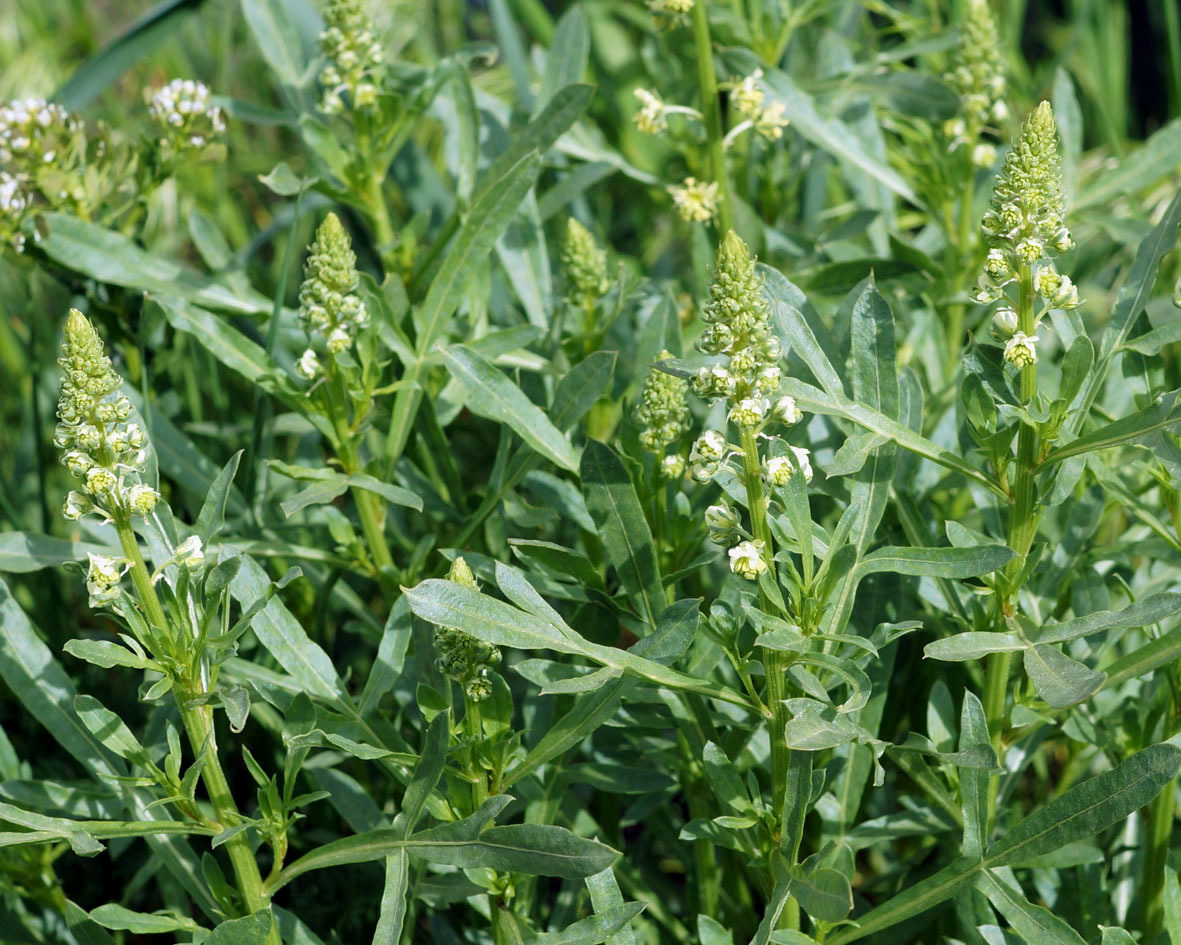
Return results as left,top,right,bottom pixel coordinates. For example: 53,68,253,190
924,633,1027,662
1164,868,1181,944
858,544,1015,579
959,692,990,859
54,0,208,109
241,0,313,87
538,9,589,112
1046,390,1181,465
529,903,646,944
417,152,543,355
443,345,580,472
763,267,844,398
550,351,616,431
1023,645,1106,708
828,744,1181,944
1037,593,1181,643
977,871,1087,945
788,865,853,924
229,557,347,706
205,911,274,945
36,214,270,314
586,869,638,945
782,378,1006,498
196,451,244,544
273,821,619,890
580,441,663,625
88,904,202,934
1073,120,1181,211
74,695,150,766
359,597,412,717
0,532,118,573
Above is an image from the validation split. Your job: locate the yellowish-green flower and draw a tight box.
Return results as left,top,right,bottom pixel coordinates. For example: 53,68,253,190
635,351,690,451
319,0,384,113
670,177,719,223
298,213,369,366
560,218,610,306
55,310,155,521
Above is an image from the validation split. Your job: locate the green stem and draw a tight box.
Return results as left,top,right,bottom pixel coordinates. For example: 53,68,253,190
115,517,277,941
985,262,1037,811
1139,772,1176,936
689,0,734,234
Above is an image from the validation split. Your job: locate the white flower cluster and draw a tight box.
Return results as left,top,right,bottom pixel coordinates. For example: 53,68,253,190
319,0,384,114
0,98,81,169
669,177,719,223
55,310,158,525
148,79,227,158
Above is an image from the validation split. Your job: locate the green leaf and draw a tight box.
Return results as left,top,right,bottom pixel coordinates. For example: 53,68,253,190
550,351,616,431
1037,593,1181,643
88,904,202,934
828,744,1181,944
586,869,638,945
443,345,580,472
1164,868,1181,944
36,214,270,314
538,8,589,112
273,821,619,890
782,378,1006,498
206,910,274,945
959,692,989,859
241,0,313,88
924,632,1027,662
788,865,853,924
1045,390,1181,465
54,0,209,109
977,871,1087,945
580,441,663,625
1023,645,1106,708
858,544,1015,579
529,903,646,945
196,450,244,544
1072,120,1181,211
0,532,118,573
73,695,150,766
763,268,844,398
359,597,412,717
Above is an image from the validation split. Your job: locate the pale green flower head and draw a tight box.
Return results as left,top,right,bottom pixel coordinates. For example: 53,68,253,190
946,0,1007,133
319,0,384,113
55,310,152,520
560,218,610,306
299,213,368,357
694,231,781,406
434,556,500,701
636,351,690,452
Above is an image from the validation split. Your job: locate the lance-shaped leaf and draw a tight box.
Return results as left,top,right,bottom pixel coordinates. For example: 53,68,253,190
857,544,1015,579
925,632,1027,662
1044,390,1181,466
443,345,580,472
1023,645,1107,708
977,871,1087,945
1036,593,1181,643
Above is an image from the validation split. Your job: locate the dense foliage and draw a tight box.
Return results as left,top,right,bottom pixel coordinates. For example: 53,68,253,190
3,1,1181,943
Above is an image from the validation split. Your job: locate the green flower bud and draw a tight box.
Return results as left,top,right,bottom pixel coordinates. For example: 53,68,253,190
946,0,1006,134
636,352,690,452
299,213,367,357
560,218,610,306
448,556,479,590
434,557,500,701
318,0,385,113
705,503,741,546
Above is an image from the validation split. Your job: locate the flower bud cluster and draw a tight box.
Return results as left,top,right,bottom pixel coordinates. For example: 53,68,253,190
636,351,690,453
560,218,610,307
648,0,694,16
434,558,501,702
693,231,781,411
942,0,1007,167
148,80,227,161
318,0,384,113
974,103,1079,365
55,310,156,522
297,213,369,376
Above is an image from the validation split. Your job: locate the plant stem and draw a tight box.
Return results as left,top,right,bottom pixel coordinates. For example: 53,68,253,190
1139,772,1176,936
985,262,1037,808
689,0,734,234
115,517,277,941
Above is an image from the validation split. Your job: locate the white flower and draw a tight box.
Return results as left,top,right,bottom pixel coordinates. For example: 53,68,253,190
971,143,997,167
126,483,159,516
755,101,789,140
85,553,126,605
705,503,740,545
63,491,91,521
633,89,667,135
728,397,766,428
660,454,686,479
296,348,320,380
770,395,802,426
764,455,793,487
732,72,765,119
728,540,767,580
669,177,719,223
175,536,205,569
991,307,1018,337
691,429,729,464
327,327,351,353
789,445,813,483
1004,331,1038,367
